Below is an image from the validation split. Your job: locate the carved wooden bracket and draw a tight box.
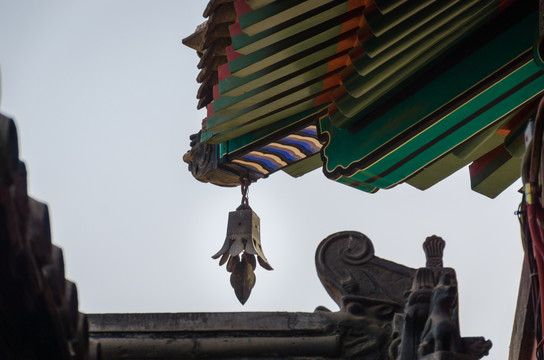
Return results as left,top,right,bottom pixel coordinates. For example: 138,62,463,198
183,131,263,187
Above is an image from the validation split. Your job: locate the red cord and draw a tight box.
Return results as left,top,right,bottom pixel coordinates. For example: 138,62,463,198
526,96,544,348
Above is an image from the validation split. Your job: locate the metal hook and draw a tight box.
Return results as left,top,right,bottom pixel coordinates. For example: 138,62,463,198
240,178,250,206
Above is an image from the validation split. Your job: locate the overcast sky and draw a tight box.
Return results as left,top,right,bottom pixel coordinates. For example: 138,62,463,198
0,1,525,358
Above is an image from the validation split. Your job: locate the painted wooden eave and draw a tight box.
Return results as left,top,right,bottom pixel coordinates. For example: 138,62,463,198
318,6,541,196
182,0,237,110
183,0,536,197
201,1,367,143
331,0,500,126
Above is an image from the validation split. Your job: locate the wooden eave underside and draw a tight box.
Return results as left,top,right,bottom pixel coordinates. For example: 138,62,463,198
183,0,540,197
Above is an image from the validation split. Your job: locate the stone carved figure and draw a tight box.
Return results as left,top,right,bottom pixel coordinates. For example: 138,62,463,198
418,273,462,357
314,232,491,360
318,298,399,360
392,236,492,360
315,231,415,309
315,231,415,359
397,269,435,360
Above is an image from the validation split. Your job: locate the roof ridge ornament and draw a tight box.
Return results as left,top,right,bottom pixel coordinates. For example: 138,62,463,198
315,232,491,359
423,235,445,268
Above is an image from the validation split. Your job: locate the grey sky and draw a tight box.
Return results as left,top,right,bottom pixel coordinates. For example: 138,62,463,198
0,1,523,358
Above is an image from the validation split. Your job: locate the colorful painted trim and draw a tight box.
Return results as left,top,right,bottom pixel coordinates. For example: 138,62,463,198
227,125,322,177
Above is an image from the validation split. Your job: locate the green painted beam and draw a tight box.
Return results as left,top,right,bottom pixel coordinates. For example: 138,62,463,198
222,108,324,156
203,103,328,144
238,0,336,36
333,0,498,124
469,145,522,198
214,63,332,114
351,0,478,79
229,20,350,77
365,0,436,36
336,173,379,193
282,153,323,178
363,0,462,59
504,120,527,158
232,0,352,55
366,65,544,189
208,79,334,132
374,0,409,14
219,37,349,97
320,11,538,178
406,120,508,190
246,0,276,11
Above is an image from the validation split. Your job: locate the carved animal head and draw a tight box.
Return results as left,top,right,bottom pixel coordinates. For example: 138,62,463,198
430,283,458,311
183,132,213,179
342,295,401,320
182,131,243,187
405,287,432,319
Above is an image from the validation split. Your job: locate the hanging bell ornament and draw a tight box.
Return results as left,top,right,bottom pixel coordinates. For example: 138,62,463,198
212,179,272,304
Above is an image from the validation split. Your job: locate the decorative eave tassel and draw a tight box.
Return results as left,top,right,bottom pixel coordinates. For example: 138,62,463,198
212,179,272,304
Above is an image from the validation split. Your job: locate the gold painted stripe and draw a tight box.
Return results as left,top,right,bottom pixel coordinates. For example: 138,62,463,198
303,124,318,133
232,159,270,175
285,134,322,148
267,142,306,159
248,151,289,167
222,109,327,156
